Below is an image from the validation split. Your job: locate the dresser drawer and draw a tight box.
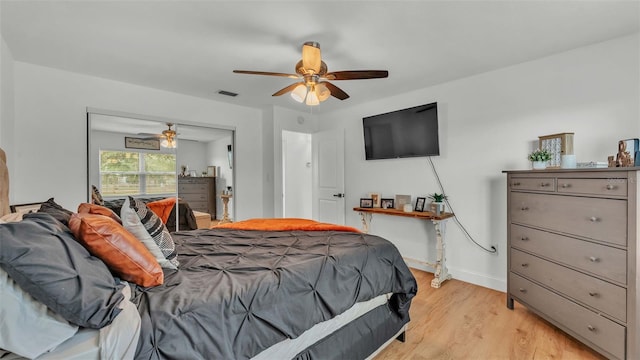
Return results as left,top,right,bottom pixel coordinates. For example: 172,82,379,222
510,273,625,359
509,177,555,192
180,193,209,202
186,201,209,212
510,192,627,246
179,183,210,194
510,249,626,321
510,225,627,284
557,178,627,197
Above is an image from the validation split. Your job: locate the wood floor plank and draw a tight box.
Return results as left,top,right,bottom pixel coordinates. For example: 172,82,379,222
376,269,605,360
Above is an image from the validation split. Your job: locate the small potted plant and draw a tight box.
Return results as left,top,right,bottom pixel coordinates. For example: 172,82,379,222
528,149,552,170
427,193,447,214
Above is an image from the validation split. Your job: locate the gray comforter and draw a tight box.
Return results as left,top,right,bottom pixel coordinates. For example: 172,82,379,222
132,228,417,360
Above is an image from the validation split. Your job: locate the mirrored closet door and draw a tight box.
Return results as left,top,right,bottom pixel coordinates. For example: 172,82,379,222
87,111,234,230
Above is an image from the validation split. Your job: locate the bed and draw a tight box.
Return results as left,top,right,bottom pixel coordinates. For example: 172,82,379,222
0,147,417,360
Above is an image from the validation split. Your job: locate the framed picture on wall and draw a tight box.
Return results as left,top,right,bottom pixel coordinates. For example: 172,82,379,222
125,137,160,150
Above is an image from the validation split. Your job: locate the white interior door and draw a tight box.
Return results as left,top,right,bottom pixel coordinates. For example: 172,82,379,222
312,128,345,224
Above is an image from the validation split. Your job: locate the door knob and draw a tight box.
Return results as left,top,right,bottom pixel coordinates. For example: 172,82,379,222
333,193,345,198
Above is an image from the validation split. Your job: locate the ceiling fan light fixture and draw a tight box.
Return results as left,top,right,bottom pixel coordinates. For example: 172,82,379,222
316,83,331,101
161,138,177,148
291,84,307,103
306,88,320,106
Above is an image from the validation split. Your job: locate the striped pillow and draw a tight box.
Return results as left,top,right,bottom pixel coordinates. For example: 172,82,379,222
125,197,178,268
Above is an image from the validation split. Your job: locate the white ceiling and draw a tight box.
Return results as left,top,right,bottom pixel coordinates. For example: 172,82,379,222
90,114,232,142
2,1,638,114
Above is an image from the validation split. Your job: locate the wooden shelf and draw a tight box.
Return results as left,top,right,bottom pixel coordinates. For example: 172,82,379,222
353,207,454,221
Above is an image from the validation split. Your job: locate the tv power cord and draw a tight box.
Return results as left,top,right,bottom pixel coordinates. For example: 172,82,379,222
427,157,497,254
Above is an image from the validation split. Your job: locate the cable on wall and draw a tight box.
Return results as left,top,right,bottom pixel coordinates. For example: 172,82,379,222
427,157,497,254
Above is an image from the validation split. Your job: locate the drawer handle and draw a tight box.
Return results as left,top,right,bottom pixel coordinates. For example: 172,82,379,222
587,325,596,332
588,291,598,297
605,184,615,190
518,288,527,293
513,182,521,186
539,182,549,187
589,216,599,222
560,183,570,188
589,256,599,263
520,263,528,268
520,207,529,211
520,236,529,241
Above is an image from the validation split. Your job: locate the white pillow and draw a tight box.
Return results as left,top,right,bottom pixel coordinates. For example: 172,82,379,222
0,267,78,358
120,197,178,270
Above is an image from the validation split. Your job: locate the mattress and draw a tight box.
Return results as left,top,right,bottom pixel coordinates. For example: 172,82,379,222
2,293,394,360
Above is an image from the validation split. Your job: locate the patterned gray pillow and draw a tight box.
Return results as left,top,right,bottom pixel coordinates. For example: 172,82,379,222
127,196,178,267
91,185,104,206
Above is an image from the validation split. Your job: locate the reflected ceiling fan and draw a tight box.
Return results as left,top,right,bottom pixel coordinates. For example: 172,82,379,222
234,41,388,106
139,123,177,148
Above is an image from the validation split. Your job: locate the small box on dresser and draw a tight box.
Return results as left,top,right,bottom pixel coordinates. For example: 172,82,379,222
504,167,639,359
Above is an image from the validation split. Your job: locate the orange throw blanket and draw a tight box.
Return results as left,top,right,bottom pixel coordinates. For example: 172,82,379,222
213,218,361,233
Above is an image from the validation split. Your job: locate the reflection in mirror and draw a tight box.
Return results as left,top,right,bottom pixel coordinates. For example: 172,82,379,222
88,112,234,231
176,123,234,225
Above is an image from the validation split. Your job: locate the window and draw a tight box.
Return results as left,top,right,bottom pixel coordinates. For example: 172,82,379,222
99,151,176,197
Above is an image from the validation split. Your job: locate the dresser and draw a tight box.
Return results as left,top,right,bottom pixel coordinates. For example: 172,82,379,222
504,168,638,359
178,177,216,219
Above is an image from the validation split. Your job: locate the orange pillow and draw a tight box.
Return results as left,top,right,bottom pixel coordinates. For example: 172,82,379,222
77,203,122,224
68,213,163,287
146,197,176,224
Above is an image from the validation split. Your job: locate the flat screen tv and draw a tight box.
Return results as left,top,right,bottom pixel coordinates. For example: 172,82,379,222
363,102,439,160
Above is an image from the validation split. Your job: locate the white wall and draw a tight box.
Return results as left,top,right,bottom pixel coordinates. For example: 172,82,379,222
317,34,640,291
282,130,312,218
12,62,264,220
207,135,234,220
0,34,15,203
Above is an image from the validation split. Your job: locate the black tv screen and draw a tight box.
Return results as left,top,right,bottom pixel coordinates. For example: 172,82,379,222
363,102,439,160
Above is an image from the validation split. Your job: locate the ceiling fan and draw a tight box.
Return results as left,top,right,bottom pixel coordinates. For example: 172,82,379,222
233,41,388,106
139,123,177,148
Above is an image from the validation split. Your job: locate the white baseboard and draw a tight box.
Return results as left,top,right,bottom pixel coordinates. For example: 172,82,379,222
403,257,506,292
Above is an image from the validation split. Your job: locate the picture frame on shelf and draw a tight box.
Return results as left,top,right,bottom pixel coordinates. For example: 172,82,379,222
395,195,411,210
360,198,374,208
380,198,395,209
414,197,426,212
369,193,381,207
207,166,216,177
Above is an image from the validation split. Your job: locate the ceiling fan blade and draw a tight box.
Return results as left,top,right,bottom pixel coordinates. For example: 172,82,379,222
233,70,299,79
302,42,322,74
272,82,304,97
137,133,163,139
323,81,350,100
325,70,389,80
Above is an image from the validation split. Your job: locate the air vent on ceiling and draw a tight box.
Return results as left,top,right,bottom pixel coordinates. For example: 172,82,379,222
218,90,238,97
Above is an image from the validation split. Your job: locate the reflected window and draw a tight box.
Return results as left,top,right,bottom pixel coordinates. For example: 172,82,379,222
99,150,176,196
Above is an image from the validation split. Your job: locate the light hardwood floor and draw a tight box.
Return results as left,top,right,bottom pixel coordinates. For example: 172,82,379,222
376,269,605,360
